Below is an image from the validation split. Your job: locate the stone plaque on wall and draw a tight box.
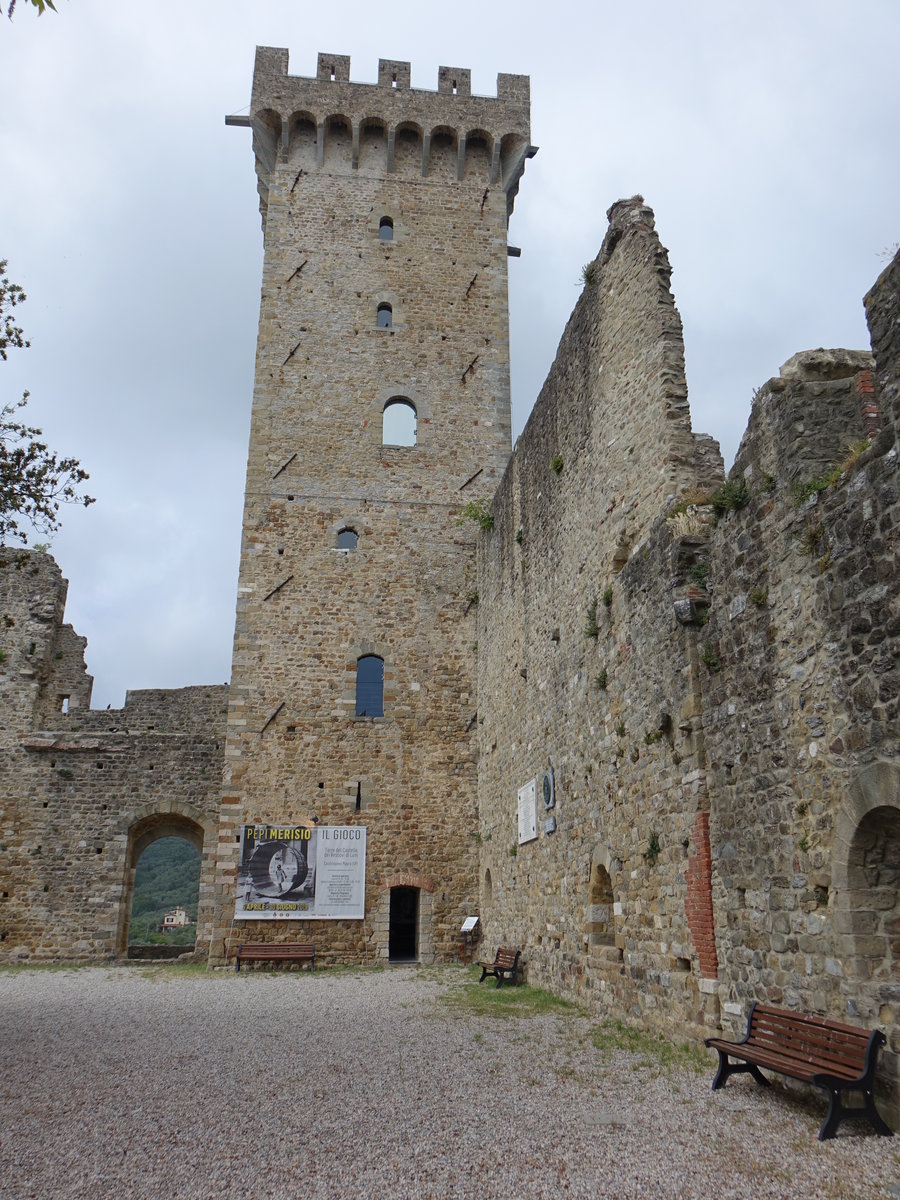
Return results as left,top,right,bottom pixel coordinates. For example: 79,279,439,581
517,779,538,845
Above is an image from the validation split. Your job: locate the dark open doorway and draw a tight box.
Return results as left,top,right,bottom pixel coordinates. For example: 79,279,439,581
389,886,419,962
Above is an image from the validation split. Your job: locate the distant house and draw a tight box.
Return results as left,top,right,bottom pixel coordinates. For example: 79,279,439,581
160,907,194,932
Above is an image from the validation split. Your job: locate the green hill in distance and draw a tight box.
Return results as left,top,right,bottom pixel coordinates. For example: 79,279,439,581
129,837,200,945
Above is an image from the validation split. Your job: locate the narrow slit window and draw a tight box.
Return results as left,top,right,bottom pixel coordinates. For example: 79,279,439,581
356,655,384,717
337,528,358,550
379,216,394,241
382,398,416,446
377,303,393,329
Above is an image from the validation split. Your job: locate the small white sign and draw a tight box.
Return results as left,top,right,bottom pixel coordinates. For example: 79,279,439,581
461,916,479,933
517,778,538,845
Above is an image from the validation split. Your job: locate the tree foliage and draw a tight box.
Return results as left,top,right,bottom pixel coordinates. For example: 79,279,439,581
3,1,57,19
1,259,94,545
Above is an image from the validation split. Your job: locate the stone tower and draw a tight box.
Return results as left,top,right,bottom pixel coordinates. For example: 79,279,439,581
211,48,532,963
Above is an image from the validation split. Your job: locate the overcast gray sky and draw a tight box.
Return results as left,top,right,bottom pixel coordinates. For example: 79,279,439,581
2,0,898,708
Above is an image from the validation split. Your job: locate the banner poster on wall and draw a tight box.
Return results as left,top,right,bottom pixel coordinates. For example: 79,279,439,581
235,825,367,920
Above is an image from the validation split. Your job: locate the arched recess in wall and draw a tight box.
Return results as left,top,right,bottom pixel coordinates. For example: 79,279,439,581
324,114,352,166
429,124,458,180
464,128,492,181
393,122,423,176
287,109,317,165
585,843,618,952
358,117,387,175
114,805,216,958
833,761,900,1006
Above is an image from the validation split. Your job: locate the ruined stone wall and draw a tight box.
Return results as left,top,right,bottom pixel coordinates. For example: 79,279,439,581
212,49,532,964
476,199,726,1037
0,551,92,749
477,211,899,1118
0,550,227,960
701,253,900,1120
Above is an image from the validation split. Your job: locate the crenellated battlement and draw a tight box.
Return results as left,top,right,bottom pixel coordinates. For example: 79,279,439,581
251,46,529,104
228,48,534,230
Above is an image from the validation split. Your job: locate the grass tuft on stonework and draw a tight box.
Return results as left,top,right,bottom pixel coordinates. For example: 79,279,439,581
590,1018,708,1074
441,969,578,1018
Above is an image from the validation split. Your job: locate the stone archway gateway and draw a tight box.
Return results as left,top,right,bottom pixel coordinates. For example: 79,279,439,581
115,805,217,959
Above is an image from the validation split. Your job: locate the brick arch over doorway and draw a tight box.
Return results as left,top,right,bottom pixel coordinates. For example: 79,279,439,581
114,802,217,958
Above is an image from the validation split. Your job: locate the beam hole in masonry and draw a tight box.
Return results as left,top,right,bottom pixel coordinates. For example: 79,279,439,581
318,782,324,789
675,956,691,972
95,762,104,769
287,494,294,501
277,547,285,556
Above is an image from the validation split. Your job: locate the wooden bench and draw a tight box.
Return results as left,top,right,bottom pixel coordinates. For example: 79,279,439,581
234,942,315,973
705,1002,892,1140
477,947,521,988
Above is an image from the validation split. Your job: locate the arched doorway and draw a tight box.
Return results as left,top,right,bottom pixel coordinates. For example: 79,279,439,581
128,837,200,955
389,886,419,962
115,810,212,958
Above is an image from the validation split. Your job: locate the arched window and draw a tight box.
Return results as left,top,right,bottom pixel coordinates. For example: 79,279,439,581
337,528,358,550
382,398,416,447
356,655,384,717
377,303,393,329
379,216,394,241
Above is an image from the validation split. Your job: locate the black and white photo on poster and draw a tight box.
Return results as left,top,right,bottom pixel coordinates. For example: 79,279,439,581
235,825,366,920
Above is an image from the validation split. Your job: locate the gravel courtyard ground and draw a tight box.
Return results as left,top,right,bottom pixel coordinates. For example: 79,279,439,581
0,963,896,1200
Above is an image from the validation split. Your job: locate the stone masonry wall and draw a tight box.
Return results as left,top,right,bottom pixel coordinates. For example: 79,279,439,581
477,217,899,1123
0,550,92,749
0,549,227,960
477,199,726,1039
211,49,532,964
701,254,900,1121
